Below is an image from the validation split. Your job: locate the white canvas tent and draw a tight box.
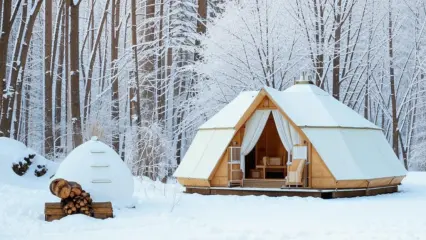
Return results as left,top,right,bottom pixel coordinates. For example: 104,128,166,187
174,81,407,190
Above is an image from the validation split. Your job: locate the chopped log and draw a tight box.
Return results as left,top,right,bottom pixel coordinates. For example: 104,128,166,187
69,181,82,196
50,178,71,199
49,179,59,195
45,202,113,222
68,181,81,189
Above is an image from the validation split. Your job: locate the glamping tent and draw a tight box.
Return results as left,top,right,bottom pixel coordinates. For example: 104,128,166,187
53,137,134,206
173,78,407,198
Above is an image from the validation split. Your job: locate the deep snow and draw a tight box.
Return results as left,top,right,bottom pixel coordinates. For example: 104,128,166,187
0,172,425,240
0,137,57,187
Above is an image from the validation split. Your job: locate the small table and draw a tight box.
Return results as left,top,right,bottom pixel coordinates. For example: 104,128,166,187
255,165,287,179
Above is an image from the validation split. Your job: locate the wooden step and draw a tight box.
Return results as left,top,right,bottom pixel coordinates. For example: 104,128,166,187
228,181,242,187
243,179,286,188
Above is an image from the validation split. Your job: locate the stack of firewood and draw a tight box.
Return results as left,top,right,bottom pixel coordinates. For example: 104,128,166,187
50,178,94,216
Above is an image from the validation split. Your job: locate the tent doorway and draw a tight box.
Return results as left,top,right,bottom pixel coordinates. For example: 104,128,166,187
245,148,256,178
245,114,288,180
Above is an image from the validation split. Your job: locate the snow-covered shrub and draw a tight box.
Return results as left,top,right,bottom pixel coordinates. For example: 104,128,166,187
11,154,36,176
34,165,48,177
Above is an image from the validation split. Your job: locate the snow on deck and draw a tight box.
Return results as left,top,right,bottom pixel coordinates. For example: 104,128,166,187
0,173,425,240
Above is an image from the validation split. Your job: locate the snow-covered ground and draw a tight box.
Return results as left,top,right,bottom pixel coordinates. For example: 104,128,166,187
0,172,425,240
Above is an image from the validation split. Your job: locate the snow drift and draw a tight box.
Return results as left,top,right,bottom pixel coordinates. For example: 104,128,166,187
0,137,57,187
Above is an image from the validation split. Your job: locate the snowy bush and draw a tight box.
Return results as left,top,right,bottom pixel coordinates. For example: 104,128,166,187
34,165,48,177
11,154,36,176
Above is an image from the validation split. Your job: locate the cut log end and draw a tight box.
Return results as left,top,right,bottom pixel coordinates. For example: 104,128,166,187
50,178,71,199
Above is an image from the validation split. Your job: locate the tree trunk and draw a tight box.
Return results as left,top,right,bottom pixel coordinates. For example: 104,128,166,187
142,0,155,104
45,0,54,155
111,0,120,152
69,0,83,147
388,0,399,156
332,0,342,100
313,0,325,87
55,5,66,154
1,0,43,138
194,0,207,61
130,0,141,128
10,0,28,139
0,1,12,129
0,0,23,136
64,0,72,152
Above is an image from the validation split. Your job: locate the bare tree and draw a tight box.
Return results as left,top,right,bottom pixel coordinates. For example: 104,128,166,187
387,0,398,156
69,0,83,147
0,0,23,136
1,0,43,137
111,0,121,152
129,0,141,129
45,0,54,155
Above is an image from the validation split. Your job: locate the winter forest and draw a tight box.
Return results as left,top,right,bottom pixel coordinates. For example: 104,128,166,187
1,0,425,181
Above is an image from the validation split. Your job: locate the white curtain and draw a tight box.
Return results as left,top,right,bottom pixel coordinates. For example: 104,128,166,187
272,110,292,151
272,110,301,165
240,110,271,175
293,145,307,160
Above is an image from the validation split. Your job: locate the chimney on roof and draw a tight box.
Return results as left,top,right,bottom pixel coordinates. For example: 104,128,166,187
294,72,314,85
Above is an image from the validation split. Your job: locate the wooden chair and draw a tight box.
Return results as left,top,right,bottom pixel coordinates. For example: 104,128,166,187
284,159,306,187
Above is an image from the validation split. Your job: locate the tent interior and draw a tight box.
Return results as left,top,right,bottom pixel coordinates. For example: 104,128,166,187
244,113,289,180
222,96,310,189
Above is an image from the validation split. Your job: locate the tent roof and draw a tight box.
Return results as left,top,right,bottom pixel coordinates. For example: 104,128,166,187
199,91,259,130
173,129,235,179
303,128,406,180
174,83,406,181
264,85,381,129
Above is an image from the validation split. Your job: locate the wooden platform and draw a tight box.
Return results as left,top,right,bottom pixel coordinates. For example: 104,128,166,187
45,202,113,222
243,179,286,188
185,185,399,199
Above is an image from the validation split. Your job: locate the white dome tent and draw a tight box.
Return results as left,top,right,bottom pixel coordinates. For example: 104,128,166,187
173,75,406,198
53,137,134,207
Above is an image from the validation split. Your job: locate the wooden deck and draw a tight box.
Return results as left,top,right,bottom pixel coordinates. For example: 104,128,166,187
243,179,286,188
185,185,399,199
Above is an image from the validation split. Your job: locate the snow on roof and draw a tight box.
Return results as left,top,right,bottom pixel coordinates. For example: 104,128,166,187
303,128,407,180
199,91,259,129
53,137,134,206
264,85,381,129
173,129,235,179
174,84,403,182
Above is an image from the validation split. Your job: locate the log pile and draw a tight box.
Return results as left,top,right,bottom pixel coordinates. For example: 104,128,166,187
46,178,112,221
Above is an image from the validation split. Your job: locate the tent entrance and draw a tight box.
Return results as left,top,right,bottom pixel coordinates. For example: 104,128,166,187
245,114,288,180
229,109,309,188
